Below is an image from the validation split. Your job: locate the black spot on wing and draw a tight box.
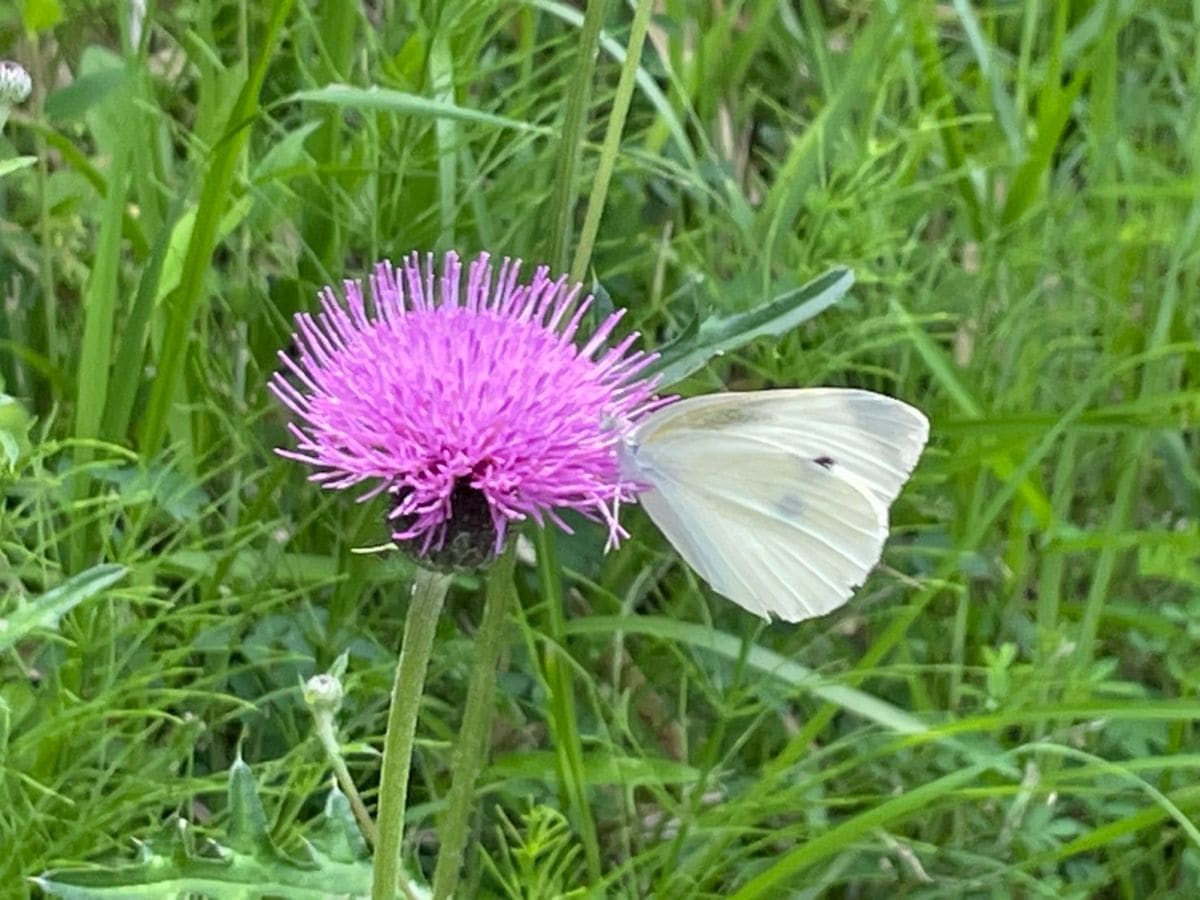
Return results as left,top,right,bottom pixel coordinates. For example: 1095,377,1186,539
814,455,835,469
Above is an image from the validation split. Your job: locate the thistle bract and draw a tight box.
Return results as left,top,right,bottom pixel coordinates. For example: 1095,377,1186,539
272,251,665,570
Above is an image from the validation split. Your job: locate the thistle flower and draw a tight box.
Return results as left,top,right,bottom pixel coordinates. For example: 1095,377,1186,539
271,251,666,570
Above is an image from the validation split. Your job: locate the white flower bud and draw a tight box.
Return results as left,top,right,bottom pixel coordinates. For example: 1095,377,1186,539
0,62,32,105
303,672,344,715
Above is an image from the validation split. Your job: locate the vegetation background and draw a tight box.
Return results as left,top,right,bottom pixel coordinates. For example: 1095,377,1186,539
2,0,1199,897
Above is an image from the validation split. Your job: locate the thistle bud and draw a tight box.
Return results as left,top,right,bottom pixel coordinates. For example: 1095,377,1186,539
303,672,344,716
0,62,32,105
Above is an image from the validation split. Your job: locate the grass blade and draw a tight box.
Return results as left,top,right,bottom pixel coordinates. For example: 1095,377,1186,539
290,84,550,135
138,0,296,453
754,8,896,257
564,614,928,735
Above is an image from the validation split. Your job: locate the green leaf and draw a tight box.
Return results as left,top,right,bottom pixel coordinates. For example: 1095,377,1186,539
35,757,385,900
100,192,189,442
226,756,277,857
563,614,927,736
91,460,209,522
489,751,701,787
0,156,36,178
44,62,127,122
729,760,995,898
250,119,322,183
949,0,1023,157
0,564,126,653
20,0,62,31
137,0,296,453
73,151,129,448
308,783,370,864
0,391,34,467
290,84,550,135
753,8,896,256
1139,531,1200,588
643,267,854,388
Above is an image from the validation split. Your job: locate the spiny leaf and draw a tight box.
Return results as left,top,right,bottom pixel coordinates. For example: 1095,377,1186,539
306,782,370,865
226,756,277,857
35,758,382,899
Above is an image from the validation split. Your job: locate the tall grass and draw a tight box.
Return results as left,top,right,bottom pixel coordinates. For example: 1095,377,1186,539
2,1,1198,896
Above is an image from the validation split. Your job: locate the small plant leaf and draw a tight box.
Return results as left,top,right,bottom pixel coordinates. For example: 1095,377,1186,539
0,391,34,466
226,756,277,857
0,564,126,653
644,267,854,388
0,156,36,178
307,783,370,865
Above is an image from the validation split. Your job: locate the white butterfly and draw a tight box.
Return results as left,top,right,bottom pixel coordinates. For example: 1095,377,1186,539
620,389,929,623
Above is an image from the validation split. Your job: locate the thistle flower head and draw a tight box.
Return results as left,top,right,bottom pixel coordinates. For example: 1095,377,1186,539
272,251,666,570
0,61,31,105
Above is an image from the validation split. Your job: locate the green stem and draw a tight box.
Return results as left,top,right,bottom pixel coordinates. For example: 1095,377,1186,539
372,567,453,900
569,0,655,285
430,541,518,900
533,528,603,879
313,714,378,847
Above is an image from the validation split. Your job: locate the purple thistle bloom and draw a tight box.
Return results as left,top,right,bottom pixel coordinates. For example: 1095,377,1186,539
271,251,668,569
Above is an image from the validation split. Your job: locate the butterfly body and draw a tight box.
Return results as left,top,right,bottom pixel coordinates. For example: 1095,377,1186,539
621,389,929,623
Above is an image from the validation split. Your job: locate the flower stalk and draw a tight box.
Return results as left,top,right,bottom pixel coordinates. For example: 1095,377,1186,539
430,540,518,899
372,567,453,900
304,660,379,847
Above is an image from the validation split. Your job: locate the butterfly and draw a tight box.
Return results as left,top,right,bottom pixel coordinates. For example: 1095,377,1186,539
620,389,929,623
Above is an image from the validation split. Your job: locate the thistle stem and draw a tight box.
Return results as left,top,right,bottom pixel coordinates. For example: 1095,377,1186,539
430,540,518,900
372,567,453,900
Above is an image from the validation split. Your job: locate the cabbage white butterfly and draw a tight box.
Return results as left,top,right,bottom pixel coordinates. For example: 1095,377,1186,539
621,389,929,622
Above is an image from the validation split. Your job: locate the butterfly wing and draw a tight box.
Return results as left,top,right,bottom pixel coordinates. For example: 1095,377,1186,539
625,389,928,622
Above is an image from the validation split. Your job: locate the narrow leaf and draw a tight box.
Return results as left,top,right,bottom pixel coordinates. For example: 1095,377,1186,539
0,564,126,652
730,761,995,898
950,0,1024,156
644,267,854,388
563,614,926,736
489,750,701,787
0,156,36,178
291,84,549,135
74,152,129,446
138,0,296,453
754,9,895,256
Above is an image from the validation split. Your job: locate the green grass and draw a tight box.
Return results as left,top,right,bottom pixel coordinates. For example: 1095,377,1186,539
3,0,1200,896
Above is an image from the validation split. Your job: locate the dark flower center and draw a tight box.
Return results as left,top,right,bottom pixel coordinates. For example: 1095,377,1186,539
390,479,499,572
